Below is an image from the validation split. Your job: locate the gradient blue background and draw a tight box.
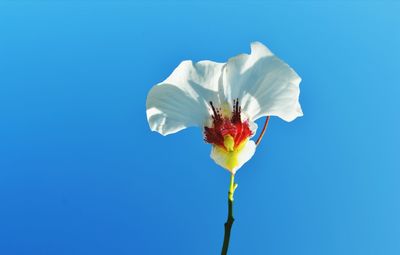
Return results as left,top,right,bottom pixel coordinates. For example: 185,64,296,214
1,1,399,254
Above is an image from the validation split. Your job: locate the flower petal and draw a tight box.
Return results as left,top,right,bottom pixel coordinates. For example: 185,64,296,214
210,140,256,174
146,60,225,135
223,41,303,122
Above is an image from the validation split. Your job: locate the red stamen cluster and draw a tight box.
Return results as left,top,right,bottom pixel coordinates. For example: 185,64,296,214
204,99,253,150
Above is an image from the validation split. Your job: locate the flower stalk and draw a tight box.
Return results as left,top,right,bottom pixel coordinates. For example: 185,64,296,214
221,174,237,255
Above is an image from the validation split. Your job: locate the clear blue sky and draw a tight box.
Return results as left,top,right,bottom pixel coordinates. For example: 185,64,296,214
0,1,399,255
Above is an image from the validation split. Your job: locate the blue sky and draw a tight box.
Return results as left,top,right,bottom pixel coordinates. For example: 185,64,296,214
0,1,399,255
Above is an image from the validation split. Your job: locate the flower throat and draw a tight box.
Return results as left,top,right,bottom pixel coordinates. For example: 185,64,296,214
204,99,253,151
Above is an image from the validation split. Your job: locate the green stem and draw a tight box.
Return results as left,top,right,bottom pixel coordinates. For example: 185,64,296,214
221,174,237,255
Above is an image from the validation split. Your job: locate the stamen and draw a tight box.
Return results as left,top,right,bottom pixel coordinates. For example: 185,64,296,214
210,101,222,124
231,98,241,123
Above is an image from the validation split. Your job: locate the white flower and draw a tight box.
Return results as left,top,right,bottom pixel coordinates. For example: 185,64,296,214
146,42,302,174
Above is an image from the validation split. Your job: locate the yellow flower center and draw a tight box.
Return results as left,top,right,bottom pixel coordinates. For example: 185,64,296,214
214,136,249,171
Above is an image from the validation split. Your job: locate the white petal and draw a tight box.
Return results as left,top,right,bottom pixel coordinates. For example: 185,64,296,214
146,60,225,135
210,140,256,174
223,41,303,122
